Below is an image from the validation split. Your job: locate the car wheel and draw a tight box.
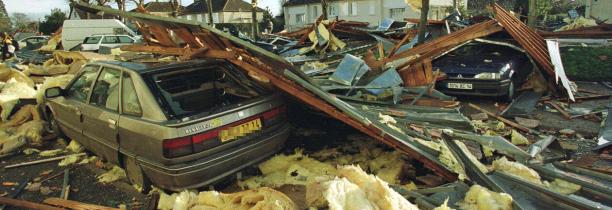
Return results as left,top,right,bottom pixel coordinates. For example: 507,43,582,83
124,156,151,193
47,113,66,139
504,81,516,102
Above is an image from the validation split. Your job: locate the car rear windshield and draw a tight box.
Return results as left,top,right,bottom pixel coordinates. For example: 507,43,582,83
146,64,268,119
84,36,101,44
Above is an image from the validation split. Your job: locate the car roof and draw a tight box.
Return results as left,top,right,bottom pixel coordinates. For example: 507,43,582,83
92,59,228,74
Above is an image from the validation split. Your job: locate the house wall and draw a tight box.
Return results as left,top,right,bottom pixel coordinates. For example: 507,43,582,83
587,0,611,23
283,0,456,31
150,12,172,17
222,12,264,23
178,12,263,24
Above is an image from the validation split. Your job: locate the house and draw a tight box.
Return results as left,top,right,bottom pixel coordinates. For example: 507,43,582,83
178,0,265,24
282,0,464,31
131,1,183,17
466,0,523,15
583,0,611,23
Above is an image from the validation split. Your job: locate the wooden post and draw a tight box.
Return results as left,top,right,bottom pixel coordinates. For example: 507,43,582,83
417,0,430,44
321,0,328,20
251,0,259,40
527,0,537,27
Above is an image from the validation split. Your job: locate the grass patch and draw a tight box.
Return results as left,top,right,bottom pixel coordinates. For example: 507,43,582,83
561,46,612,81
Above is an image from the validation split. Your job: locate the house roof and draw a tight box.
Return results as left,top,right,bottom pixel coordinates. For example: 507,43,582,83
284,0,455,7
134,1,183,13
283,0,322,7
181,0,265,15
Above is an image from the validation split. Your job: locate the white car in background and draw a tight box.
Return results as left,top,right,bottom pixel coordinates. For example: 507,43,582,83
81,34,137,52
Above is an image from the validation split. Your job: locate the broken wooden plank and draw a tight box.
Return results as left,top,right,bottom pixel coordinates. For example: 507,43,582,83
121,45,190,55
545,101,572,120
493,4,555,76
121,45,236,60
388,31,414,57
468,103,536,134
389,20,502,63
0,197,64,210
172,28,204,48
147,25,178,47
4,153,86,169
43,198,120,210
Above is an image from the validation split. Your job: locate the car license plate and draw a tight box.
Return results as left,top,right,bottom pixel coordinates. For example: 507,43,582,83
220,118,262,142
447,83,473,90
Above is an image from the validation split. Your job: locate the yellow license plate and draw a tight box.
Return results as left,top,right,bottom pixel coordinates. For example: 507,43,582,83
219,118,262,142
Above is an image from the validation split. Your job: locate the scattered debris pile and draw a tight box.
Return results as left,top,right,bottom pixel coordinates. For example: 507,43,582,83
0,1,611,210
62,2,612,209
239,137,417,190
157,187,297,210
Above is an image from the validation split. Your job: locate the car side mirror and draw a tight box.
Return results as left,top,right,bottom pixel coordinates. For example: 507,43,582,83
45,87,63,98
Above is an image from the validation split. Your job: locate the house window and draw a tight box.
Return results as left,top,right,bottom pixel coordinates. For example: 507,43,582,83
389,8,405,19
342,2,348,15
196,14,202,22
186,15,192,20
213,13,219,23
329,4,339,17
296,13,305,24
312,5,319,19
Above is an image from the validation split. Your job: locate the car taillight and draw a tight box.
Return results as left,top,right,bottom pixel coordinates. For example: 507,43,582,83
162,136,192,158
263,105,287,125
162,105,287,158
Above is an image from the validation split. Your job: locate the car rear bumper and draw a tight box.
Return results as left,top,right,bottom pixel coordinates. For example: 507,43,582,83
435,79,510,97
139,123,291,191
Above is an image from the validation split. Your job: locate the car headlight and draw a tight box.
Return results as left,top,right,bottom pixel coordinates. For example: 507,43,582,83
474,72,500,79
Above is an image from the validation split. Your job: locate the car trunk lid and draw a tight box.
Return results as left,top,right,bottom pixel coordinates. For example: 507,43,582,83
143,61,285,159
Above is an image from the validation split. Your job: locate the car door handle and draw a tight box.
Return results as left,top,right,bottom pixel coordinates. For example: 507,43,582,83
76,110,83,122
107,119,117,129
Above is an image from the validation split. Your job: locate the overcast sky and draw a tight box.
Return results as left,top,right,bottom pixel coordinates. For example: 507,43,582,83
4,0,282,20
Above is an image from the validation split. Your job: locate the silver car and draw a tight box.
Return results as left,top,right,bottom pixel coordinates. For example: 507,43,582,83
43,60,291,191
80,35,137,52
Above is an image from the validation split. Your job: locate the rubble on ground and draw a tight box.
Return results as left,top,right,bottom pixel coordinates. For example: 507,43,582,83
157,187,296,210
0,2,610,210
97,166,127,184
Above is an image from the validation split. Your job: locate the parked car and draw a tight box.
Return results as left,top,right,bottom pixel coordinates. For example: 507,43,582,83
18,36,50,49
81,34,137,52
433,41,533,101
62,19,139,51
43,60,291,191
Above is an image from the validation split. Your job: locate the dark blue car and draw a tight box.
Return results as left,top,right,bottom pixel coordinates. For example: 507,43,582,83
433,41,533,101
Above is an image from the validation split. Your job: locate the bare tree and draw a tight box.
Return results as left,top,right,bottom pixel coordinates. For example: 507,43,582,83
170,0,181,17
116,0,126,11
251,0,258,39
527,0,536,27
11,12,31,30
321,0,327,19
128,0,145,12
417,0,429,44
129,0,145,7
94,0,111,5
